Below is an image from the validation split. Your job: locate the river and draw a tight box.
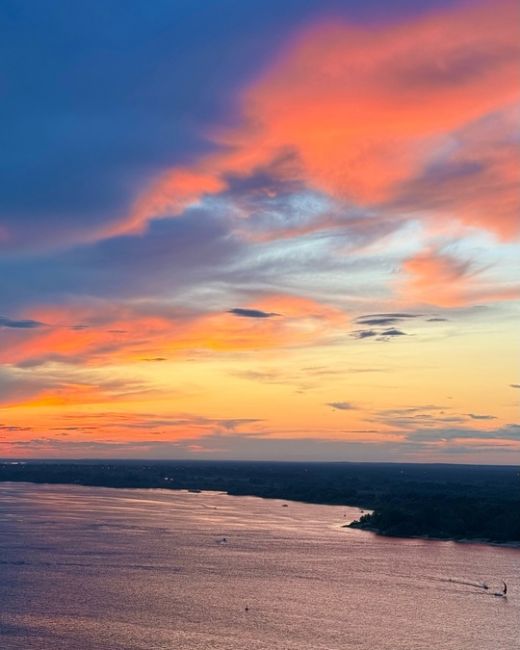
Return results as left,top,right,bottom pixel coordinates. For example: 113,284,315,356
0,482,518,649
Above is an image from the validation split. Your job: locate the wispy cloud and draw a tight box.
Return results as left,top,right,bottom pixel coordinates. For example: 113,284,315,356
228,308,280,318
399,246,520,307
326,402,356,411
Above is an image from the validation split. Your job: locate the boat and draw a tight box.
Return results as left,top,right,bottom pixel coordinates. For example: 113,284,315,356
493,581,507,598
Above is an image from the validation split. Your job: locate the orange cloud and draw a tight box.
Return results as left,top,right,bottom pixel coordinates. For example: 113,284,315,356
6,384,118,409
400,248,520,307
107,0,519,240
0,295,348,366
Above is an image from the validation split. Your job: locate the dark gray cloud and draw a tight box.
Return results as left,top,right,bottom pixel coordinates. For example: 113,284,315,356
352,329,378,339
228,308,280,319
356,311,425,326
510,384,520,389
356,317,403,326
358,313,419,320
326,402,356,411
356,313,447,329
0,316,44,329
466,413,497,420
352,326,408,341
380,328,407,337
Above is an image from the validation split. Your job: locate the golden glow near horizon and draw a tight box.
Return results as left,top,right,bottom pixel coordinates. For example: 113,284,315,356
0,0,519,462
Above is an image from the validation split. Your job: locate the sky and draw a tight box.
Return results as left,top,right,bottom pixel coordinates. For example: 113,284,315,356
0,0,519,463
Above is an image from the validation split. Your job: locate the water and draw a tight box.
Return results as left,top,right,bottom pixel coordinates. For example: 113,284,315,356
0,483,518,649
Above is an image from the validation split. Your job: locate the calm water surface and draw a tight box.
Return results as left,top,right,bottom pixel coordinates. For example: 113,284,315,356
0,483,518,649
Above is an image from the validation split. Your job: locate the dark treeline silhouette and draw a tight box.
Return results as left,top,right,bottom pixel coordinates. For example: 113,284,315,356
1,460,519,543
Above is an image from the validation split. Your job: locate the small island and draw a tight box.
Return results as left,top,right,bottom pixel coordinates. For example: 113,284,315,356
1,460,519,544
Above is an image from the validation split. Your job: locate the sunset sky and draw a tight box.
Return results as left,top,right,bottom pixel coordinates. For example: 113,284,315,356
0,0,519,462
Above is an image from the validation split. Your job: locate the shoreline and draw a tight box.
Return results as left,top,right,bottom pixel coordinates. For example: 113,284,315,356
1,477,519,549
346,521,520,549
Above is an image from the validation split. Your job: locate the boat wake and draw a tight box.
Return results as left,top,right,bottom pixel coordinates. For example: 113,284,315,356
439,577,489,590
437,577,508,598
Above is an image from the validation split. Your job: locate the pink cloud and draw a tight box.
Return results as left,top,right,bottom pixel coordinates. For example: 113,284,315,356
106,0,519,241
399,248,520,307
